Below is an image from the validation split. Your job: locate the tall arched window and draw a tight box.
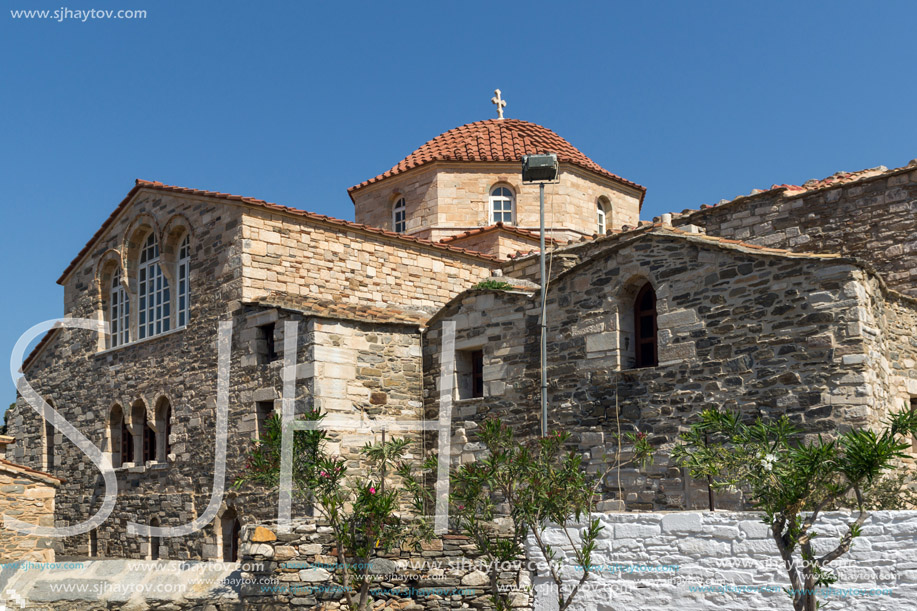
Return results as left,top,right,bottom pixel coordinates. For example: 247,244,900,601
43,410,54,473
392,198,406,234
110,268,129,348
155,399,172,462
130,401,154,464
110,405,125,468
138,233,170,340
121,410,133,466
177,234,191,327
489,187,514,224
634,283,658,368
597,197,610,235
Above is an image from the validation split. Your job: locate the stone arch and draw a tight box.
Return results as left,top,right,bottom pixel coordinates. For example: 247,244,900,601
130,399,154,465
96,249,128,350
108,403,126,468
95,249,124,301
122,214,160,340
160,214,193,285
215,505,241,562
122,213,160,293
153,395,173,462
42,399,55,472
613,274,659,371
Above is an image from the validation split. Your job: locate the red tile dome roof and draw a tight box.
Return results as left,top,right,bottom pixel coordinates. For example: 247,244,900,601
348,119,645,197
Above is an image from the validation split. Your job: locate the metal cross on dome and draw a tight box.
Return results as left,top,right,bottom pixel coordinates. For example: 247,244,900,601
491,89,506,119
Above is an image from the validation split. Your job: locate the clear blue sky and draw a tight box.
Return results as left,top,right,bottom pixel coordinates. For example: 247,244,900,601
2,1,916,415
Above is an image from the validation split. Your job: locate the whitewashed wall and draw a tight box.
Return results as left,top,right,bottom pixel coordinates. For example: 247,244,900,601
527,511,917,611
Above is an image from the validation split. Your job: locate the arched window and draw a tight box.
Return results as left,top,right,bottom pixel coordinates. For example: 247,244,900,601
121,410,133,466
130,401,155,465
43,408,54,472
110,405,125,468
597,198,609,235
177,234,191,327
489,186,514,224
155,399,172,462
110,268,129,348
634,283,658,368
392,198,406,234
138,232,170,340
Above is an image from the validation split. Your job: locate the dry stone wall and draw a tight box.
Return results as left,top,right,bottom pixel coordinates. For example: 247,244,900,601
235,520,533,611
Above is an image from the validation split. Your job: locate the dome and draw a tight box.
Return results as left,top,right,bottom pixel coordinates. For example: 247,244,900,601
348,119,644,196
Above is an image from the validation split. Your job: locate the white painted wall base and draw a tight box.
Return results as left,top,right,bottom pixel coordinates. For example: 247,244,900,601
526,511,917,611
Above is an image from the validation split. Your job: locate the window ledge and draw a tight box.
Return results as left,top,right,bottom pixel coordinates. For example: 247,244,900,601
115,460,171,474
454,397,487,404
95,325,187,357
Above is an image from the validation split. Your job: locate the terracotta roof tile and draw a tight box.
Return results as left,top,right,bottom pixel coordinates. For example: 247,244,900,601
348,119,645,201
0,457,65,484
248,293,430,326
57,179,500,284
438,222,558,245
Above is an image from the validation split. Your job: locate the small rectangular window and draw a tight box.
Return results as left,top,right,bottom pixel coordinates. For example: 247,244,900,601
258,323,278,363
456,348,485,400
256,401,274,439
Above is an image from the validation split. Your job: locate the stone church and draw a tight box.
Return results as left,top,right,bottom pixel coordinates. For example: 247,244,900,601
7,101,917,561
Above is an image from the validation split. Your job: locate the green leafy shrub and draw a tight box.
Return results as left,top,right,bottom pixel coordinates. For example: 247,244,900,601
673,407,917,611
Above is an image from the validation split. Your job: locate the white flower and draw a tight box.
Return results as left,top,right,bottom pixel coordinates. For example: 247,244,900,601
760,453,777,472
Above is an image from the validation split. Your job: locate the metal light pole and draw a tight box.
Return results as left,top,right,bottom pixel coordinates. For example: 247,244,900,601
521,154,559,437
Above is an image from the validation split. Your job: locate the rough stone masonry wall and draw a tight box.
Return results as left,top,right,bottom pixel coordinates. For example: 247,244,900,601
0,469,58,562
236,520,533,610
674,166,917,297
240,207,498,312
529,511,917,611
10,188,441,561
857,275,917,436
9,191,248,559
425,234,905,511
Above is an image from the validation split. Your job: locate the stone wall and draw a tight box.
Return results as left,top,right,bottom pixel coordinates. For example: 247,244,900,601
9,184,437,559
10,189,247,559
673,165,917,297
529,511,917,611
352,163,642,244
240,206,498,311
424,231,917,510
0,464,59,562
442,230,542,260
236,521,533,610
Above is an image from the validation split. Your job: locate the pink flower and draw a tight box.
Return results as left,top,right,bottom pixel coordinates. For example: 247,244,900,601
369,486,376,494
